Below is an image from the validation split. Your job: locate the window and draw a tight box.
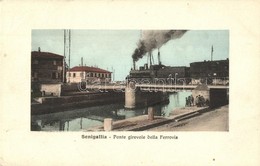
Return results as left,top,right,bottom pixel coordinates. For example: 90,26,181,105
73,73,76,77
53,60,56,65
68,73,71,77
34,72,38,78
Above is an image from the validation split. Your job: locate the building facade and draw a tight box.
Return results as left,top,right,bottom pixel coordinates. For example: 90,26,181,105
31,49,64,84
66,66,112,83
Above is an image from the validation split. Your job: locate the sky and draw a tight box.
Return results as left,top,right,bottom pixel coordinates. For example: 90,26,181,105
32,30,229,81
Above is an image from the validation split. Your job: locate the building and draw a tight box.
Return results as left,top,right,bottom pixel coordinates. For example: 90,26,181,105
66,66,112,83
190,59,229,84
31,49,64,83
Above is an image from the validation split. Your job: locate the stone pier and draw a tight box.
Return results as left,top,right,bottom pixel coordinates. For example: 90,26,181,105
192,84,228,108
125,82,170,109
125,83,136,109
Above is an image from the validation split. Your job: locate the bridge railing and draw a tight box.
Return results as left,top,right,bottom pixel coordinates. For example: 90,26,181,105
129,77,229,86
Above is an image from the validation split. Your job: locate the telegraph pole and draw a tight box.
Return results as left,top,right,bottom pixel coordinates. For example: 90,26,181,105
69,30,71,70
63,30,66,83
63,29,71,83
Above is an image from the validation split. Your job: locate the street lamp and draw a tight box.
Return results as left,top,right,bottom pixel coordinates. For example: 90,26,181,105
175,73,178,91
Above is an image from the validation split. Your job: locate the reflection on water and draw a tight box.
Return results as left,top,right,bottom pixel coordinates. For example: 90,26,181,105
31,91,191,131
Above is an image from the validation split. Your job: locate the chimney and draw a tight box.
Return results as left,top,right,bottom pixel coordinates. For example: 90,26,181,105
158,49,161,65
144,63,148,70
81,57,83,66
38,47,41,52
133,60,136,70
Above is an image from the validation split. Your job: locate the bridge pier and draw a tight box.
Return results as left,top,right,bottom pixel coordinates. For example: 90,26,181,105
192,84,229,108
125,83,137,109
192,84,210,102
125,83,170,109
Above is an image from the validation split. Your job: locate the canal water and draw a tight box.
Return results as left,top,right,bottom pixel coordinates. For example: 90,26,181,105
31,91,191,131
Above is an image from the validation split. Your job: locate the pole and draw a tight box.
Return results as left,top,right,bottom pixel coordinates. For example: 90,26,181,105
149,52,152,68
151,53,154,65
211,45,213,61
63,30,66,83
69,29,71,70
175,73,178,91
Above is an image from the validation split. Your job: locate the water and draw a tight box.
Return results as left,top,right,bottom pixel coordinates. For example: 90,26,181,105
31,91,191,131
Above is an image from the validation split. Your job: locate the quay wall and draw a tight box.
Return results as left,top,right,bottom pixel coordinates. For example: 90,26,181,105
32,92,124,114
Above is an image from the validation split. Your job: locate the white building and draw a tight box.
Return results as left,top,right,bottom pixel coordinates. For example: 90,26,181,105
66,66,112,83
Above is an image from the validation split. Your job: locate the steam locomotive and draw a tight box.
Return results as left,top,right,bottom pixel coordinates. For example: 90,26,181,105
127,51,229,85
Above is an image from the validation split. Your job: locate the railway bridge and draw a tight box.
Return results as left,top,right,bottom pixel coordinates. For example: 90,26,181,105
124,83,229,109
83,83,229,109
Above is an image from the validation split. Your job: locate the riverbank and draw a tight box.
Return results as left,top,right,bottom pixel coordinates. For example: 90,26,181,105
148,105,229,131
86,105,216,131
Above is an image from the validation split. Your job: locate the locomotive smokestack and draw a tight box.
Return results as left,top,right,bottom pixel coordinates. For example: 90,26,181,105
81,57,83,66
149,52,152,69
133,60,136,70
158,48,161,65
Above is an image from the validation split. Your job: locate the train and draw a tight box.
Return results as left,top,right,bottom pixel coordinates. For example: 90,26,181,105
127,52,229,85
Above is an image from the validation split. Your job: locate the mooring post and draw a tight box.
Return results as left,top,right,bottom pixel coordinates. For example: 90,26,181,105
148,107,155,120
104,118,113,131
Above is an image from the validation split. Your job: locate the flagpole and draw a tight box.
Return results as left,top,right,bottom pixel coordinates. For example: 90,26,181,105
211,45,213,61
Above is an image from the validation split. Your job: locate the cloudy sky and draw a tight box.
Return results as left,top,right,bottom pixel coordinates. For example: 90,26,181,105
32,30,229,81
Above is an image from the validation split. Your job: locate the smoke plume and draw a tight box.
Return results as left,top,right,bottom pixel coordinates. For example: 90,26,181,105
132,30,187,61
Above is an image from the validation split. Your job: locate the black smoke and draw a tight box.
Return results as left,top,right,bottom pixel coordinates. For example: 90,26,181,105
132,30,187,61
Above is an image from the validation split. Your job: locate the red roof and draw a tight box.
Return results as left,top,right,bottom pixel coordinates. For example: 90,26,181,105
31,51,63,59
68,66,111,73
